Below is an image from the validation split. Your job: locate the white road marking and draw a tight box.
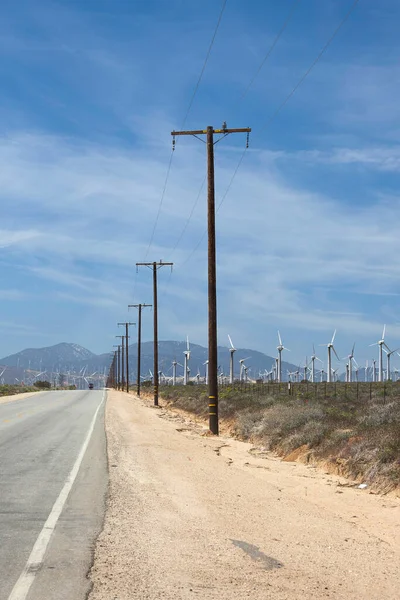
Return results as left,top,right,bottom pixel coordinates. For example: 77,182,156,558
7,389,106,600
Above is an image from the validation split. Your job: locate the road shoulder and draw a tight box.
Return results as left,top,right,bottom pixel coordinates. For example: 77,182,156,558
88,390,400,600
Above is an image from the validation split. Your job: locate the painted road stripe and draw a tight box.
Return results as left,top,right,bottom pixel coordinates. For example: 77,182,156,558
7,389,106,600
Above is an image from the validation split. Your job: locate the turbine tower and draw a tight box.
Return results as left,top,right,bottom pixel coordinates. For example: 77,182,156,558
369,325,389,383
203,360,209,384
183,336,191,386
320,330,339,383
228,335,236,384
277,331,290,383
384,345,400,382
343,343,356,382
310,345,322,383
239,357,250,382
172,359,177,386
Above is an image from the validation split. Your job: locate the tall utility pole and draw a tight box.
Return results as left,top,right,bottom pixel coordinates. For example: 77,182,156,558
112,351,117,388
171,124,251,435
116,335,125,389
136,262,173,406
113,345,121,389
128,303,152,397
118,322,136,393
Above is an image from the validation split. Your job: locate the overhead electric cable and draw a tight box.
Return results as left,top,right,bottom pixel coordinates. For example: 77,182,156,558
260,0,360,131
181,0,228,129
240,0,301,102
143,0,229,262
168,1,298,261
176,0,360,268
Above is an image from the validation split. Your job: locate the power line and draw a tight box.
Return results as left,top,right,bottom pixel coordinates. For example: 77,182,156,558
143,149,174,261
261,0,360,131
179,147,248,268
181,0,228,130
142,0,229,261
175,0,360,269
240,0,301,102
170,175,206,258
166,1,297,261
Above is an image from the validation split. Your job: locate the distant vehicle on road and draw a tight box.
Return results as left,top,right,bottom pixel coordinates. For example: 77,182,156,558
88,383,94,390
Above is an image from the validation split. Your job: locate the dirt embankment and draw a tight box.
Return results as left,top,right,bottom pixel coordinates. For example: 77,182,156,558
144,385,400,495
88,390,400,600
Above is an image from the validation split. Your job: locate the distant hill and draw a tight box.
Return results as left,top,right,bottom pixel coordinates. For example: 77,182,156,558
0,341,299,385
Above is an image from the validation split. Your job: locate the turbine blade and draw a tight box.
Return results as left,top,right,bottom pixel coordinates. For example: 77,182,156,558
278,330,282,346
331,329,337,344
382,324,386,339
228,334,234,349
332,347,340,360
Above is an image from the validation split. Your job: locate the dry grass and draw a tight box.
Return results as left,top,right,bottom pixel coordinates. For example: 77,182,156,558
159,383,400,492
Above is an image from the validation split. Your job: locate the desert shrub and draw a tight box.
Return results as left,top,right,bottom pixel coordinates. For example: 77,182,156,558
34,380,51,389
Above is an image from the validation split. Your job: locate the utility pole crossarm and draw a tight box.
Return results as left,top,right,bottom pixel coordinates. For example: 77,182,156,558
172,128,251,136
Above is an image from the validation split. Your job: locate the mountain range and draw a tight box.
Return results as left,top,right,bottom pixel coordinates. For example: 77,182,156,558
0,341,299,385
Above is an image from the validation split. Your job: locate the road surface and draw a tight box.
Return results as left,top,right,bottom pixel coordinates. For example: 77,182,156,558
89,390,399,600
0,390,107,600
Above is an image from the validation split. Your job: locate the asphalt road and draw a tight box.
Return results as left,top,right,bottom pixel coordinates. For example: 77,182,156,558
0,390,107,600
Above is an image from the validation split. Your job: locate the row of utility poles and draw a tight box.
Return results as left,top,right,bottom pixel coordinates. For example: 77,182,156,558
109,306,153,396
107,124,250,437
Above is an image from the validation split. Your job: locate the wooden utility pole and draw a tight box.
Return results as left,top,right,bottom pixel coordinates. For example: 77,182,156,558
136,262,173,406
113,344,121,389
128,303,152,397
171,124,251,435
115,335,125,389
118,322,136,393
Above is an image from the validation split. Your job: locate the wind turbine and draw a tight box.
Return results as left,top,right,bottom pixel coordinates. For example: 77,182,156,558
172,359,178,385
342,343,357,382
277,331,290,383
183,336,191,386
203,360,209,384
372,359,376,383
369,325,389,383
228,335,236,384
320,330,339,383
384,345,400,381
364,360,369,382
239,357,251,382
309,345,323,383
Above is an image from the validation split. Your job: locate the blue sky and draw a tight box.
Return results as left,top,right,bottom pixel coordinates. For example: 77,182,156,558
1,0,400,373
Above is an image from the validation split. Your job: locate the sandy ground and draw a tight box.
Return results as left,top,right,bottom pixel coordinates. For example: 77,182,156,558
0,391,40,405
88,391,400,600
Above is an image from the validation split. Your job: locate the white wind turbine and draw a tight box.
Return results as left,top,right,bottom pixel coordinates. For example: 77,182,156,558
384,345,400,381
239,357,251,382
183,336,191,386
203,360,209,384
369,325,389,383
171,359,178,385
342,343,357,382
320,330,339,383
277,331,290,383
309,345,323,383
228,335,236,384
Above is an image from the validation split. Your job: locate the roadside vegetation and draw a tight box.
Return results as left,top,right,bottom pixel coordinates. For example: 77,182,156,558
0,384,40,396
158,382,400,493
0,381,77,396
